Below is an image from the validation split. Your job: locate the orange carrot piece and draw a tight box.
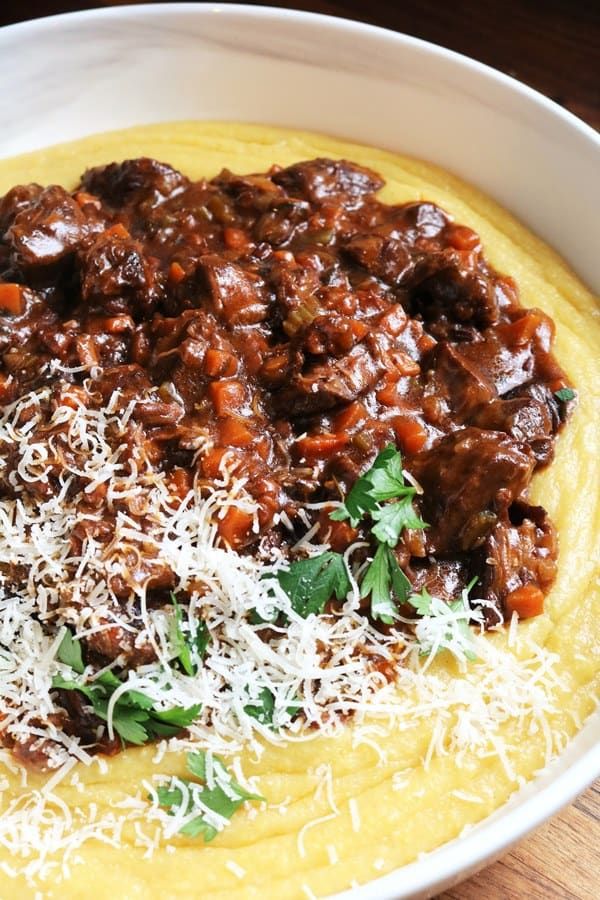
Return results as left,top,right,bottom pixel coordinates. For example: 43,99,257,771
104,223,130,240
332,401,367,433
295,433,349,460
0,283,24,315
200,447,228,479
392,416,428,454
204,348,238,378
505,584,545,619
168,261,186,285
218,507,254,548
208,380,246,417
219,417,254,448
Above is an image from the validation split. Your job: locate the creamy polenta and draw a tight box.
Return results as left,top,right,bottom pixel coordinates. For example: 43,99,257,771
0,122,598,900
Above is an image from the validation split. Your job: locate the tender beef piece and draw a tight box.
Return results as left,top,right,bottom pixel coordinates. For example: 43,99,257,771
80,157,189,211
407,558,468,602
457,329,535,396
79,230,161,316
273,339,386,416
343,202,450,284
423,342,496,423
0,183,44,235
344,233,415,284
212,169,287,211
7,186,99,269
302,312,365,357
83,621,157,666
409,250,501,329
273,158,384,205
199,256,268,325
410,427,535,553
474,383,560,465
93,363,152,403
254,201,309,246
475,501,557,614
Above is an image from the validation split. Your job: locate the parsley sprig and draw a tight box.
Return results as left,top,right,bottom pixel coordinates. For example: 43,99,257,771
408,577,480,662
168,595,210,676
272,445,425,624
155,750,263,841
52,629,200,746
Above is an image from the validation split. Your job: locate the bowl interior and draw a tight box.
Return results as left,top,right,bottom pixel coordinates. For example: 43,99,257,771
0,5,598,899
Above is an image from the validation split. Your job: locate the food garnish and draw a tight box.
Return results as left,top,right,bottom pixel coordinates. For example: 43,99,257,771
154,751,263,841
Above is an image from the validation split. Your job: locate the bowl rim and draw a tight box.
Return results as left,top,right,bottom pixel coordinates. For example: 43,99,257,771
2,1,598,147
0,5,598,899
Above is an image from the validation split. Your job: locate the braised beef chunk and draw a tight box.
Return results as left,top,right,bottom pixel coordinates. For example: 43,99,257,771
0,154,573,681
475,501,557,614
272,158,384,205
80,157,188,211
411,428,535,553
7,185,100,269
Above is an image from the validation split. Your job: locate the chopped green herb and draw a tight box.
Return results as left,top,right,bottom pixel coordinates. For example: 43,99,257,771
243,686,299,727
330,444,409,526
360,543,411,623
155,751,263,841
330,444,426,543
371,496,428,547
554,387,576,402
56,627,85,674
274,551,351,618
53,633,200,746
409,577,480,662
168,594,210,676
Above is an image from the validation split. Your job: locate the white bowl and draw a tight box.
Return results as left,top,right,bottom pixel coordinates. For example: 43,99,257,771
0,5,598,898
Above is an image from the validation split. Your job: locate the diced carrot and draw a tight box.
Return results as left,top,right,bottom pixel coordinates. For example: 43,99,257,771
417,332,437,354
218,507,254,548
168,467,193,499
446,224,481,251
378,306,407,336
75,334,99,367
295,433,349,460
204,348,238,378
321,514,359,553
200,447,228,479
105,223,130,240
350,320,369,341
74,190,100,208
505,584,545,619
101,314,134,334
219,417,254,448
223,227,250,251
376,382,401,407
168,261,186,285
208,379,246,417
0,283,24,316
332,401,367,433
389,350,420,377
392,416,428,454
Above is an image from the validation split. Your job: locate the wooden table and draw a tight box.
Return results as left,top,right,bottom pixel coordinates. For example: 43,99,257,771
2,1,599,897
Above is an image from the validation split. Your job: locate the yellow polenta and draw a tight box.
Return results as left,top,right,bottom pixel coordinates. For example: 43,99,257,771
0,122,598,900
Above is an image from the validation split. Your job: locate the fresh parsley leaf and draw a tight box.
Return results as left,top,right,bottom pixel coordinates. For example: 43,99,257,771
331,444,405,525
554,387,576,402
371,496,427,546
155,751,263,842
56,628,85,674
243,687,299,727
52,667,200,747
360,544,395,623
407,586,434,616
274,551,351,617
169,595,210,676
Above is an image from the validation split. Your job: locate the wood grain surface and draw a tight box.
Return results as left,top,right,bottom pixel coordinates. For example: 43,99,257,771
1,2,599,898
